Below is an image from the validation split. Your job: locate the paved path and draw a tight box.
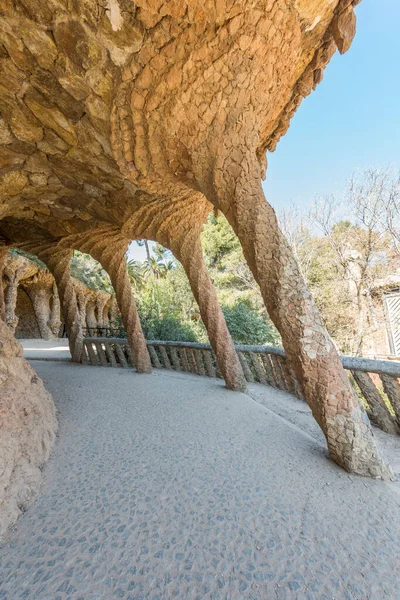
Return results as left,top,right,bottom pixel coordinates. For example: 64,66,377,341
248,383,400,487
20,338,71,361
1,362,400,600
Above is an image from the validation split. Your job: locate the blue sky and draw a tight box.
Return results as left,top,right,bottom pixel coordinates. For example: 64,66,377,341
266,0,400,211
129,0,400,260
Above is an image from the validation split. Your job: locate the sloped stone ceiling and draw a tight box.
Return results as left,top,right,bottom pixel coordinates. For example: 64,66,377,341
0,0,357,245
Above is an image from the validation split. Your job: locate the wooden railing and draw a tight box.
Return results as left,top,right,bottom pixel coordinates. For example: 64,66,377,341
82,338,400,435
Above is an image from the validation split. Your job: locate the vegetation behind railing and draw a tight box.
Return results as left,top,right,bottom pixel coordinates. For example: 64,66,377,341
81,326,126,338
82,337,400,436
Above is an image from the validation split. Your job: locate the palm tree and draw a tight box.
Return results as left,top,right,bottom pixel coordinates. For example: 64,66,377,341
164,260,174,273
127,259,143,288
136,239,152,262
142,256,167,280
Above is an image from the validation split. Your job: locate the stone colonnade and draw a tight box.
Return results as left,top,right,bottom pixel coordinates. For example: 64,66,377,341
2,0,393,543
18,204,395,477
0,0,393,523
25,226,246,389
1,252,112,345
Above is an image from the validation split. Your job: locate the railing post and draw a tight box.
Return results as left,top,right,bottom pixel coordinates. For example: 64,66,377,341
148,345,161,368
380,374,400,426
351,371,399,435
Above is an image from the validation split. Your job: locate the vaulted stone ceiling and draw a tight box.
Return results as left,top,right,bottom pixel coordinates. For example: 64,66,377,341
0,0,357,246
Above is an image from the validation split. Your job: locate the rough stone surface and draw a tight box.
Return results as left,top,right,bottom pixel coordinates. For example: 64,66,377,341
0,362,399,599
0,321,57,539
2,252,112,340
14,287,41,338
72,232,151,373
0,0,390,476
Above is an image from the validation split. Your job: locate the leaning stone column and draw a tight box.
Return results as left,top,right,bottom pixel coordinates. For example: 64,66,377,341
96,294,109,331
48,283,62,337
75,234,151,373
85,297,98,336
4,267,24,333
35,246,83,362
76,289,88,334
201,149,391,479
170,231,246,392
30,287,52,339
102,301,111,329
0,247,8,321
24,272,54,339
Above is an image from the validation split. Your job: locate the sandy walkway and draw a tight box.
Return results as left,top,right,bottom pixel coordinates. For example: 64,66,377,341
0,362,399,599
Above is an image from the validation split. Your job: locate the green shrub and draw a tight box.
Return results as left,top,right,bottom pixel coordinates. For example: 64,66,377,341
139,312,198,342
222,300,279,345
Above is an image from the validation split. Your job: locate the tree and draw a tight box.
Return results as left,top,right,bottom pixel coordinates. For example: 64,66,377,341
202,212,239,267
136,239,152,261
136,262,203,342
275,167,399,356
127,259,143,289
349,167,400,255
142,256,168,280
222,300,280,345
202,214,264,303
70,251,113,294
201,213,279,333
311,188,392,355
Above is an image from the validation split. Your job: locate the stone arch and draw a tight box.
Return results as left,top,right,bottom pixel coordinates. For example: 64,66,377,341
120,198,247,392
69,253,113,337
20,271,55,340
73,235,151,372
134,233,246,392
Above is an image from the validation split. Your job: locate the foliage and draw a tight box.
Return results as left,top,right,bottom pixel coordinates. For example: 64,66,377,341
202,213,239,267
127,259,143,289
139,311,199,342
201,214,265,310
281,167,400,356
70,251,113,293
9,248,47,270
135,264,205,342
222,300,280,345
142,255,174,280
70,167,399,355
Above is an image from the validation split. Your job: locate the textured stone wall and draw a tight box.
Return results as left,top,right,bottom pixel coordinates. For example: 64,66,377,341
14,287,41,338
0,318,57,539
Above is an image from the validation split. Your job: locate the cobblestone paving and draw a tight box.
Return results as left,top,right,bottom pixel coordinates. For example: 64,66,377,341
1,362,400,600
